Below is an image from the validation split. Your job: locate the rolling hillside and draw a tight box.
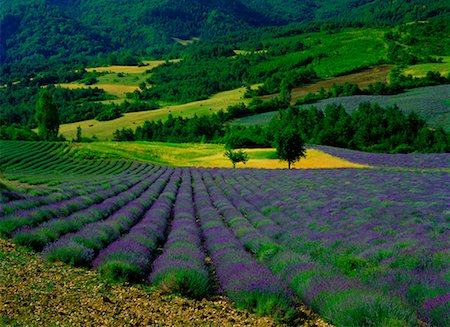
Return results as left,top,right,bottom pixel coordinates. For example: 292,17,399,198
1,0,449,77
233,85,450,131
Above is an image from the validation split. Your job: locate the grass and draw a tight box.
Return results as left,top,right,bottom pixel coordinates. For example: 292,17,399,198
309,29,388,78
261,65,394,103
57,60,176,99
68,142,369,169
58,63,394,141
265,28,389,79
85,60,168,74
403,56,450,77
59,87,250,140
57,83,139,98
236,84,450,131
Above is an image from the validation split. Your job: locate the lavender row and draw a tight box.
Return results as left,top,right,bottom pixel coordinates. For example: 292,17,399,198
93,169,181,281
0,141,47,165
43,167,175,266
0,166,156,236
11,145,71,172
202,171,277,256
149,168,209,298
222,168,449,326
191,170,296,322
4,143,66,171
311,145,450,169
0,167,146,217
1,142,62,168
211,172,286,240
13,166,167,251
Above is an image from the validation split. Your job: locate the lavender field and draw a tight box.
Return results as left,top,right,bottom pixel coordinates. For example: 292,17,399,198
1,141,449,326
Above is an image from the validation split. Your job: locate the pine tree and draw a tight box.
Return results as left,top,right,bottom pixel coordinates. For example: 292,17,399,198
35,88,59,141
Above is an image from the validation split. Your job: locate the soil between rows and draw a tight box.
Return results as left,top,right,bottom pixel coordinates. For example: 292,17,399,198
0,238,331,326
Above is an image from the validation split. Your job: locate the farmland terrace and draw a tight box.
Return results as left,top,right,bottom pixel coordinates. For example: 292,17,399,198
0,141,449,326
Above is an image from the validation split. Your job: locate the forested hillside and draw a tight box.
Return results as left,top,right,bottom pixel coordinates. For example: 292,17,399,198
1,0,449,80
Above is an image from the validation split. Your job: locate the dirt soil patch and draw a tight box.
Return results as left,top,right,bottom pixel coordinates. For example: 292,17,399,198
0,238,331,326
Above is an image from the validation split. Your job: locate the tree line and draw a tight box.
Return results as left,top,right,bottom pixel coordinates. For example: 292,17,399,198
112,101,449,154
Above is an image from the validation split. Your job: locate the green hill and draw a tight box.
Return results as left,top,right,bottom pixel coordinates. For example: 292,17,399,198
232,85,450,132
1,0,449,78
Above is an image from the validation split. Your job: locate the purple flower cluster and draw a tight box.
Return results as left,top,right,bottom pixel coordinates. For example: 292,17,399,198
13,166,166,250
149,168,209,298
418,293,450,326
2,140,448,325
311,145,450,169
223,167,448,324
92,169,180,280
0,171,153,237
192,170,295,319
43,168,175,265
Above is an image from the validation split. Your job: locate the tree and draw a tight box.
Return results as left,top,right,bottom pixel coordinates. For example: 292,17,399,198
275,127,306,169
76,125,82,142
279,76,293,105
35,88,59,141
224,149,249,168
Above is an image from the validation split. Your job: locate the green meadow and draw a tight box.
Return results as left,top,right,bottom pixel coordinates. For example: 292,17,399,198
68,141,368,169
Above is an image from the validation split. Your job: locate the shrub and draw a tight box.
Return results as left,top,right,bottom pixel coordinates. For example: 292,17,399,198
43,240,94,266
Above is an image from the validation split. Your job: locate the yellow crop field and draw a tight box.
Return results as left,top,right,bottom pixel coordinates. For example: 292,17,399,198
85,60,168,74
70,142,370,169
403,56,450,77
56,60,178,98
59,87,250,140
57,83,139,98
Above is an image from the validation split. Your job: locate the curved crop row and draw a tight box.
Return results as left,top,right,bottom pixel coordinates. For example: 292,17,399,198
0,141,47,165
0,142,61,168
149,168,209,298
191,169,296,322
0,168,148,217
93,169,181,281
43,168,176,267
3,143,65,171
213,169,417,326
13,166,166,250
0,165,157,236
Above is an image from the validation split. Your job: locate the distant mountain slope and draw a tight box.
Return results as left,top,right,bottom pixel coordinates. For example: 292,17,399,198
1,0,449,76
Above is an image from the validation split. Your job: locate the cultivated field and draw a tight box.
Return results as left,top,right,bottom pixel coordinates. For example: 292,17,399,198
1,141,448,326
403,56,450,77
85,60,168,74
58,64,394,141
58,87,251,140
57,60,177,98
262,65,393,103
236,85,450,130
67,142,369,169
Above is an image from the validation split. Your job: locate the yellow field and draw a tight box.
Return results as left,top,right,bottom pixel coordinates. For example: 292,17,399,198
403,56,450,77
173,37,200,46
57,60,180,98
70,142,369,169
57,83,139,98
59,87,250,140
85,60,168,74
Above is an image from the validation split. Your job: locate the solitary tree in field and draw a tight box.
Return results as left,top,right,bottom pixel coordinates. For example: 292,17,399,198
35,88,59,141
275,127,306,169
76,126,82,142
224,149,249,168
